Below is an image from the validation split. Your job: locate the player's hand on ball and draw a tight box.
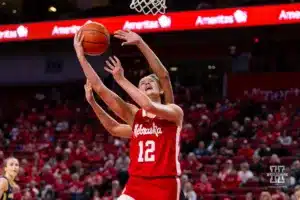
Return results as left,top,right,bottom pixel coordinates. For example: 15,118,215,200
114,30,142,46
84,80,95,103
74,30,84,55
104,56,125,81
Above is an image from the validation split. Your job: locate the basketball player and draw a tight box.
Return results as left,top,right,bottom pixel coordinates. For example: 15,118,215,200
104,55,183,200
75,30,183,200
0,157,19,200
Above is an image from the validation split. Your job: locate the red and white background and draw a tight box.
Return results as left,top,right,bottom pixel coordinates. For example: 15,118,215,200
0,3,300,42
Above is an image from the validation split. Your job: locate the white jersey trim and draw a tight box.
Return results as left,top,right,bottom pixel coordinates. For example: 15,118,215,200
142,109,156,118
118,194,135,200
176,177,181,200
175,126,182,176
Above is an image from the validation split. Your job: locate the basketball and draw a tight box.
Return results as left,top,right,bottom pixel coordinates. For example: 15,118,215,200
80,22,110,56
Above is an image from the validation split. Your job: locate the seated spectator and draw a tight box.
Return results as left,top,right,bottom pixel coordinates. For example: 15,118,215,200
221,169,241,190
237,140,254,159
103,159,117,180
207,132,221,153
68,173,84,193
271,189,286,200
40,185,55,200
194,174,214,193
181,123,196,143
230,121,243,138
223,101,238,120
290,160,300,185
181,174,189,187
193,141,209,158
219,160,234,181
221,138,237,157
183,182,197,200
255,121,270,142
254,142,272,157
269,154,281,165
252,116,261,129
92,190,101,200
241,117,255,138
278,130,292,146
30,167,41,184
238,162,254,184
115,152,130,171
181,152,203,175
259,191,272,200
246,192,254,200
292,186,300,200
22,190,32,200
40,165,56,186
112,180,122,199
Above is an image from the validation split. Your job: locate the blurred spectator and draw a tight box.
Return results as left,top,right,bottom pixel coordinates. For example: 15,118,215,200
219,160,234,181
259,191,272,200
181,152,203,175
230,121,242,138
278,130,292,146
242,117,255,138
220,138,236,157
246,192,254,200
22,189,33,200
115,152,130,171
271,189,286,199
194,174,214,193
181,174,189,186
207,132,221,153
292,186,300,200
193,141,210,158
254,142,272,157
221,169,241,190
183,182,197,200
291,161,300,186
112,180,121,199
269,154,281,165
237,162,254,184
237,140,254,159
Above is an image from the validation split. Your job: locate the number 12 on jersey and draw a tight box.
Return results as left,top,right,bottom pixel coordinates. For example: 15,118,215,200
138,140,155,162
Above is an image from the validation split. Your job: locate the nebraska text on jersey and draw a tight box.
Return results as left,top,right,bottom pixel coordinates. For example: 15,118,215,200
133,123,162,137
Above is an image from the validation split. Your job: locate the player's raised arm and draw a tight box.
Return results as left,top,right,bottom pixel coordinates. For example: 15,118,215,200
74,31,138,125
114,30,174,104
0,178,8,199
84,81,132,138
105,56,183,126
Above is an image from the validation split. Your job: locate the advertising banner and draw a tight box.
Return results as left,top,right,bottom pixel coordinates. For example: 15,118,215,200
0,3,299,42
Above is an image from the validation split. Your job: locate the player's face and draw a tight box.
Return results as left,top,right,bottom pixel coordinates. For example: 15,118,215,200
5,158,19,178
138,75,161,98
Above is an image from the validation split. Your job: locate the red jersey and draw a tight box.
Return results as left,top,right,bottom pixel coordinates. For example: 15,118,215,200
128,109,181,177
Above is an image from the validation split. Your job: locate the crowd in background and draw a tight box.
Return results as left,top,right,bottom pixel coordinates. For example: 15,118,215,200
0,79,300,200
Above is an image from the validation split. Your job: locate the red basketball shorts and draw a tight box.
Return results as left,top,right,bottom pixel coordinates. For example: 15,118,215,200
118,176,181,200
